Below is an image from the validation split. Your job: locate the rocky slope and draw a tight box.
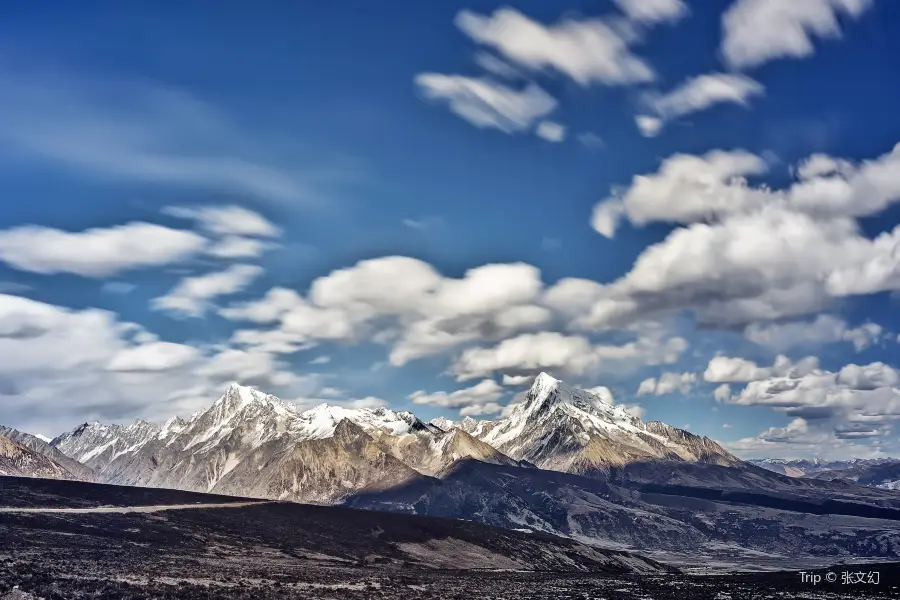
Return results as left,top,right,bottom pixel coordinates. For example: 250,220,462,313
0,435,80,480
0,426,94,481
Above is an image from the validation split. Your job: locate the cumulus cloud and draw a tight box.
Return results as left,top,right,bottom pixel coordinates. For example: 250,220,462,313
409,379,505,416
634,115,663,137
585,385,615,405
704,354,819,383
152,265,264,318
636,371,696,396
727,359,900,458
0,293,317,435
593,143,900,235
0,222,207,277
106,342,200,373
744,314,883,351
450,331,687,381
414,74,557,134
721,0,874,70
535,121,566,143
591,150,769,237
577,142,900,331
455,8,655,86
730,362,900,421
502,374,534,386
223,257,552,366
639,73,764,133
613,0,689,25
620,403,646,420
714,384,733,402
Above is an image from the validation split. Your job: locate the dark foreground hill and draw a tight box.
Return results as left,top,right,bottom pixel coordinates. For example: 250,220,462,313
2,477,899,599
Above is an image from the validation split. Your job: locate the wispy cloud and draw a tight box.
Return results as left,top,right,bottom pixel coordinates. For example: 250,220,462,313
0,68,323,204
415,74,557,134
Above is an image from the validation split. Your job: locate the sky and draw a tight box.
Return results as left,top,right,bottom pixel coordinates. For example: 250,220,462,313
1,0,899,460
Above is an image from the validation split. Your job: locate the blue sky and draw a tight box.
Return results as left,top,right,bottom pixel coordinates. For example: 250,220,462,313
1,0,900,459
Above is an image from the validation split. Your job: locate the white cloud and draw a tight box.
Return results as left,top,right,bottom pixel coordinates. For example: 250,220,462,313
0,293,317,435
704,354,819,383
585,385,615,405
634,115,663,137
106,342,200,373
731,362,900,421
837,362,900,390
535,121,566,143
502,374,533,386
455,8,655,86
641,73,764,132
451,331,687,381
152,265,264,318
714,384,733,402
592,150,769,237
410,379,505,415
621,403,646,420
613,0,689,25
744,314,883,351
636,371,696,396
414,74,557,134
162,205,281,238
636,377,657,396
593,143,900,237
460,402,504,417
721,0,874,70
222,258,552,366
0,70,317,203
727,359,900,458
309,355,332,365
342,396,388,410
0,222,207,277
577,143,900,331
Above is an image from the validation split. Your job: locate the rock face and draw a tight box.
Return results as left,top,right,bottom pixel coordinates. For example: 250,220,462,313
0,435,80,480
0,426,94,482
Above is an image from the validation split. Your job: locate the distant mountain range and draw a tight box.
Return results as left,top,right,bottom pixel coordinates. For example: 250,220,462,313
750,457,900,490
47,373,740,504
3,373,900,566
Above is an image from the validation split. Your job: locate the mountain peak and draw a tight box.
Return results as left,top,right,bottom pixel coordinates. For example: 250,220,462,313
521,373,616,421
532,371,559,390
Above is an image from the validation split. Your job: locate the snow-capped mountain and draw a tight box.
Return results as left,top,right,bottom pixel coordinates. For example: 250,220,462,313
52,419,163,467
24,374,900,563
0,434,81,480
48,383,527,502
461,373,739,476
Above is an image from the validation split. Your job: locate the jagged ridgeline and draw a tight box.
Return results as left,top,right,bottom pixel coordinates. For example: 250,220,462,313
32,373,900,561
49,373,736,501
